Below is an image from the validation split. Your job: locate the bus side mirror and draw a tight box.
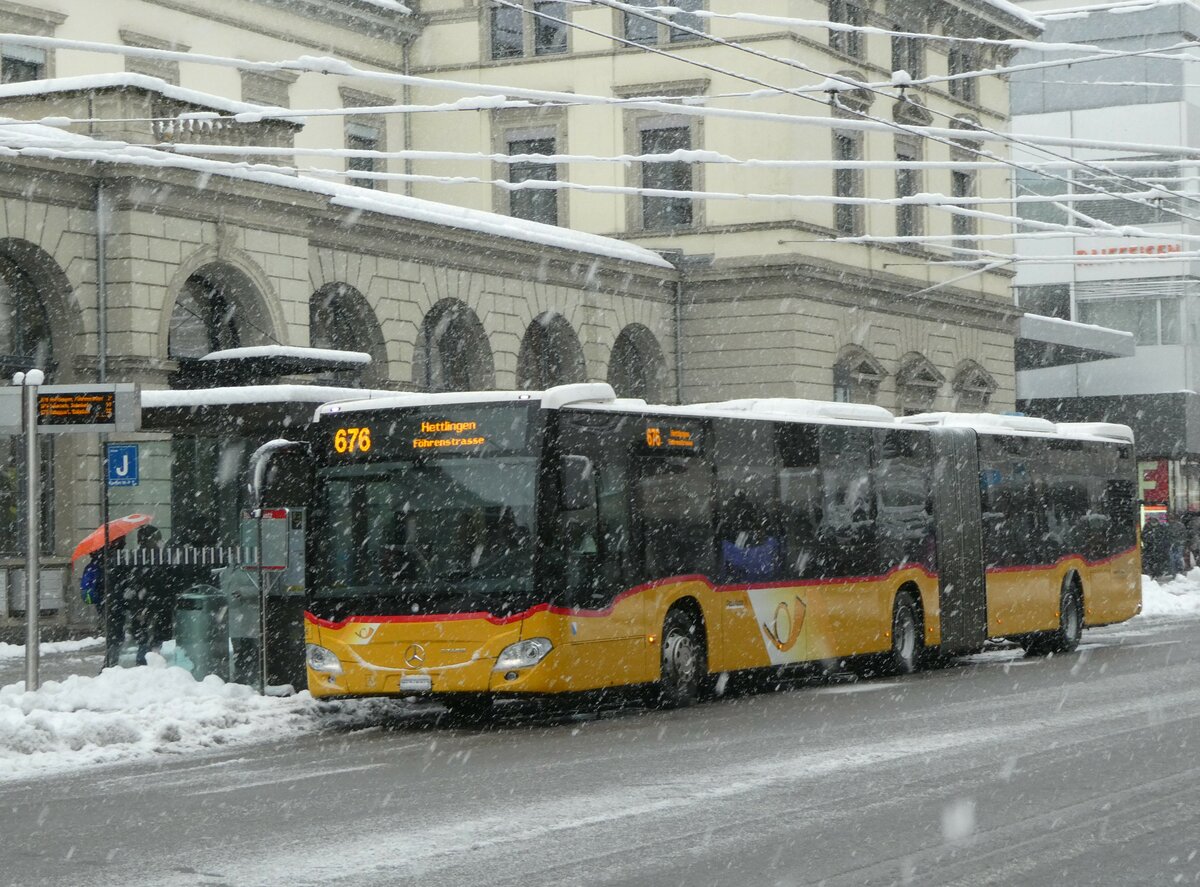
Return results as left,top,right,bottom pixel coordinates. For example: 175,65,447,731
560,455,595,511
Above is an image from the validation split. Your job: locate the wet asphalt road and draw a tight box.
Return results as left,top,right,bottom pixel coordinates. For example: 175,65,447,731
3,617,1200,887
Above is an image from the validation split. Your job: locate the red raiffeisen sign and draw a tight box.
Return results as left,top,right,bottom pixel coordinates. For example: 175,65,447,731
1139,460,1170,505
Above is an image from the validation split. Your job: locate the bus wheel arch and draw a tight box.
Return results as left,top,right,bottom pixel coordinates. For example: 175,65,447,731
655,599,707,709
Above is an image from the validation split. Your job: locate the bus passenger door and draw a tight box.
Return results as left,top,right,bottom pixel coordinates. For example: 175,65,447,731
552,449,647,689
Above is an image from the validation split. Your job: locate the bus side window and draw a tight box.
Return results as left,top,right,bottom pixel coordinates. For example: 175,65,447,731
634,456,714,580
778,423,821,580
819,426,877,577
875,429,935,572
714,420,781,583
556,455,600,601
597,458,634,590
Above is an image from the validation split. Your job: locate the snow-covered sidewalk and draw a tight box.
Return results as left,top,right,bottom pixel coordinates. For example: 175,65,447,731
0,571,1198,783
0,652,319,782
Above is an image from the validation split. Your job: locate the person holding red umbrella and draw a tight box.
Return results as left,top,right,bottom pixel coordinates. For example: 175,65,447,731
74,514,152,668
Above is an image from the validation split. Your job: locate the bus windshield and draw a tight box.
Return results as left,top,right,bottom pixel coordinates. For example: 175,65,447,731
314,457,538,597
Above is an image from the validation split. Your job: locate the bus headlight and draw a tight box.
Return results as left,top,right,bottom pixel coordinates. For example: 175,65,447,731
494,637,553,671
306,643,343,675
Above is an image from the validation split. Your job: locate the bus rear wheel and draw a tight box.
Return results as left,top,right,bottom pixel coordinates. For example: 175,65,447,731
657,609,706,709
887,594,923,676
1023,581,1084,656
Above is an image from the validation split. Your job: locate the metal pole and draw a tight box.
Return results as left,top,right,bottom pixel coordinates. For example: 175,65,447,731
22,372,40,691
256,506,267,696
101,441,113,668
96,181,109,384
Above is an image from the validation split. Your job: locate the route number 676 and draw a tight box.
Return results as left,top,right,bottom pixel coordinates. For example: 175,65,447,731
333,426,372,454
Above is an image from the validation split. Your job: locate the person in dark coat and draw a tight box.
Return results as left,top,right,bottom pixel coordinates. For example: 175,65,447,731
1141,518,1171,579
130,525,170,666
95,536,130,668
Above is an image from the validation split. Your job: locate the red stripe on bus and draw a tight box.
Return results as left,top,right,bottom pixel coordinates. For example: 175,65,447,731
984,545,1138,576
304,563,942,630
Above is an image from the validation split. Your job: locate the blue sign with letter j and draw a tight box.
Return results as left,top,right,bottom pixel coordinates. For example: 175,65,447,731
107,444,139,487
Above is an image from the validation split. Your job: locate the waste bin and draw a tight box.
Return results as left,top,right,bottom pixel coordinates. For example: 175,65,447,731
173,585,229,681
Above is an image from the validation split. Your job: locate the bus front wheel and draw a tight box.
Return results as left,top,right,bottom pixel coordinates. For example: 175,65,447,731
657,609,706,709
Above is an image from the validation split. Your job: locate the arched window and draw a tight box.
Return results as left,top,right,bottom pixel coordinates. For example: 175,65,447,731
168,264,274,360
413,299,494,392
952,359,997,412
311,283,388,388
832,345,886,404
607,324,666,401
0,256,53,378
895,353,945,416
169,274,239,359
516,312,586,390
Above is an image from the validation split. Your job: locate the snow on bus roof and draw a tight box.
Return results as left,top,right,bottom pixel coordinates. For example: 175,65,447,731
314,387,1134,444
900,412,1135,444
142,384,398,409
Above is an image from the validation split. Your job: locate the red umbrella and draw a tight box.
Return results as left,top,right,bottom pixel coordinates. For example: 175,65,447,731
71,514,154,562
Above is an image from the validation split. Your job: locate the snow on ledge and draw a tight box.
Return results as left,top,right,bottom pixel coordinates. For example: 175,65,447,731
198,345,372,365
0,73,300,123
0,117,672,271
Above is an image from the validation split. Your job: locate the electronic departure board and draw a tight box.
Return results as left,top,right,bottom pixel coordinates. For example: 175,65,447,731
38,390,116,426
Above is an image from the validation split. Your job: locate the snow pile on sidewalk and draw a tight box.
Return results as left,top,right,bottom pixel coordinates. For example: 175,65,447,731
0,636,102,660
1140,569,1200,619
0,653,318,782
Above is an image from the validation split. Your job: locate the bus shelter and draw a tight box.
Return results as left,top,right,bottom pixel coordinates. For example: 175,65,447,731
100,347,393,689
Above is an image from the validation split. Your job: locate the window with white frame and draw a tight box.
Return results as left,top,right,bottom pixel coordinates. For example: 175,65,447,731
895,135,923,239
833,130,863,235
948,45,979,104
1077,296,1182,346
508,131,559,225
623,0,704,45
828,0,865,59
490,1,568,59
891,33,923,79
639,119,694,230
1017,284,1071,321
121,31,185,86
0,43,44,83
346,121,384,189
951,168,977,249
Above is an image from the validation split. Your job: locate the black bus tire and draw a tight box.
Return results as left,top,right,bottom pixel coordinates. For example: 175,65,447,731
1052,582,1084,654
887,593,923,676
1023,580,1084,657
657,609,706,709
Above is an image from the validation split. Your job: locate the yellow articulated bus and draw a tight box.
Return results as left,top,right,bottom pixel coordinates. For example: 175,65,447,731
302,383,1141,712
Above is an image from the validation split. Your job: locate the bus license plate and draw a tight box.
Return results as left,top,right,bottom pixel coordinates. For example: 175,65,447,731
400,675,432,693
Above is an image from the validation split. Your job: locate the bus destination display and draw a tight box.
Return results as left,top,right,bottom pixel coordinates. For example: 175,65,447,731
38,391,116,426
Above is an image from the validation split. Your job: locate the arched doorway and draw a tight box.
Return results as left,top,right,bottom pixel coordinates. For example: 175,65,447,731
413,299,494,392
607,323,666,401
0,252,58,558
516,312,586,390
310,283,388,387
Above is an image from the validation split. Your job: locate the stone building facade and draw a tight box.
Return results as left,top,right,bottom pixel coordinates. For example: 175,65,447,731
0,0,1038,632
